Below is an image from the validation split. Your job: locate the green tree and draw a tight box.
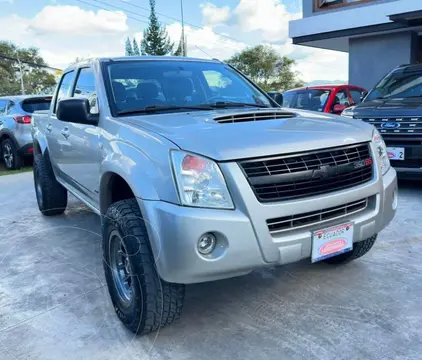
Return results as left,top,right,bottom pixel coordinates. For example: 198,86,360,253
141,0,173,56
226,45,304,91
132,39,140,56
0,41,56,96
125,37,133,56
173,32,187,56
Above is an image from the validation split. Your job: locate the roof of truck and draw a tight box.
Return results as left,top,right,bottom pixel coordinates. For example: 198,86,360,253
66,56,222,71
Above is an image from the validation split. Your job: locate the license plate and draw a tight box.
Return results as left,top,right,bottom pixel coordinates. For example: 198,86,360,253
311,223,354,263
387,147,405,160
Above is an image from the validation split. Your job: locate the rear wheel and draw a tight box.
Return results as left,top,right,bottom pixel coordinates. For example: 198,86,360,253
102,198,185,335
2,138,21,170
324,235,377,265
33,154,67,216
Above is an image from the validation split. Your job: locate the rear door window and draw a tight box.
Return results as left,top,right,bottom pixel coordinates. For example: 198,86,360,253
21,98,52,113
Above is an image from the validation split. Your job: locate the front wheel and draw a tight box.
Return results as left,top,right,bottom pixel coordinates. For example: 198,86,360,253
324,235,377,265
102,198,185,335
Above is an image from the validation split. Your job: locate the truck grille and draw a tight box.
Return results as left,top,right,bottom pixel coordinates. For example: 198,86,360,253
239,143,373,203
267,198,368,234
358,117,422,135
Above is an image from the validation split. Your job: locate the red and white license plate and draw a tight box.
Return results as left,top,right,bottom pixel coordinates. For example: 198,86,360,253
311,223,354,263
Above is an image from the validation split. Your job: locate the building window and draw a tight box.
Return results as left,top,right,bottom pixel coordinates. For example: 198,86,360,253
315,0,377,12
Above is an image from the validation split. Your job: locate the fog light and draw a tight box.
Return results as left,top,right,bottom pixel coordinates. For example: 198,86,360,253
392,188,398,210
197,233,216,255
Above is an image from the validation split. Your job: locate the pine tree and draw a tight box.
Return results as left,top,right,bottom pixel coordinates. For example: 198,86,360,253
174,35,183,56
132,39,140,56
125,37,133,56
141,0,173,56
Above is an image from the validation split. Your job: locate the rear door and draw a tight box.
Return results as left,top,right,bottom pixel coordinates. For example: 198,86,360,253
59,67,101,201
48,70,76,172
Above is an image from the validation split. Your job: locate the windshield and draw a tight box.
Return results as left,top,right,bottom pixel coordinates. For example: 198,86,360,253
282,89,331,111
366,70,422,101
105,60,272,115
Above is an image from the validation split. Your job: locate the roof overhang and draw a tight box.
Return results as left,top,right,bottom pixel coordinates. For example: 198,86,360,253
389,10,422,26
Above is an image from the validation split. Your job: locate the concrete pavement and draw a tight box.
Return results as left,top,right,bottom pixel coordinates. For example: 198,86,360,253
0,172,422,360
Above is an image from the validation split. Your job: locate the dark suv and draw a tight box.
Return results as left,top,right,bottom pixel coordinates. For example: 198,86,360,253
342,64,422,179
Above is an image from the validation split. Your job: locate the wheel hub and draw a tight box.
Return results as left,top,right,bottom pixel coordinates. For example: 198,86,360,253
110,230,133,306
3,143,13,168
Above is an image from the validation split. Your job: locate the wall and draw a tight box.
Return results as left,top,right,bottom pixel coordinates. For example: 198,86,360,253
349,32,418,90
303,0,313,17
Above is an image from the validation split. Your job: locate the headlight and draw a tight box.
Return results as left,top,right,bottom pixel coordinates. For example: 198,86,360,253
341,106,355,118
171,151,234,209
372,129,390,175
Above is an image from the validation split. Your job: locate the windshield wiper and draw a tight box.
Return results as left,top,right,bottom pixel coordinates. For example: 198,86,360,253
117,105,213,116
202,101,270,109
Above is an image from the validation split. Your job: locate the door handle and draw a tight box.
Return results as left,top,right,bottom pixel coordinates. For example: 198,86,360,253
0,120,3,125
46,123,52,132
61,127,70,139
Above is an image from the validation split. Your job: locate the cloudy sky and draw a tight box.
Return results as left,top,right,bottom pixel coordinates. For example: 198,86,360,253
1,0,348,82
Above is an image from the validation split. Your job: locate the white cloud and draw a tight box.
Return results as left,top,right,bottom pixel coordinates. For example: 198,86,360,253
0,6,130,69
200,3,231,27
0,0,14,3
166,22,245,60
234,0,301,42
30,5,128,35
0,2,347,82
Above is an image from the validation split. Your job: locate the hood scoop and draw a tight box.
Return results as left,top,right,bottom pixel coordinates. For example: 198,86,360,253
214,110,295,124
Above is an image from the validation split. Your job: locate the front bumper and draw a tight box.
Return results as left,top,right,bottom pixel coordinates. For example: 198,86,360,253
139,166,397,284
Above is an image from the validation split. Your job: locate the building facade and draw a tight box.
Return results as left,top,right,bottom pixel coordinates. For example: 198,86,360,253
289,0,422,90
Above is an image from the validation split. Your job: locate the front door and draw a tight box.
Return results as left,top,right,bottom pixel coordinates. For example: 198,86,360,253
59,67,101,203
48,70,76,173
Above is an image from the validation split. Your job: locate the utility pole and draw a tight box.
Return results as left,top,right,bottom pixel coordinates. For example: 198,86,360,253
17,55,25,95
180,0,186,56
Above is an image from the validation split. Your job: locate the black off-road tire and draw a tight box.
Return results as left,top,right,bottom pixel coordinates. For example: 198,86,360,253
324,235,377,265
102,198,185,335
33,153,68,216
2,138,21,170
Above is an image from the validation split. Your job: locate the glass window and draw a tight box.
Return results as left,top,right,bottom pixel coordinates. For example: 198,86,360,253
21,98,51,113
6,101,15,114
366,70,422,101
106,60,271,115
0,100,8,115
54,71,75,113
349,89,363,104
316,0,376,12
282,90,331,112
333,90,350,106
73,68,97,113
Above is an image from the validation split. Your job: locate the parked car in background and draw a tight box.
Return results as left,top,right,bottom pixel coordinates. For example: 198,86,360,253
0,95,52,169
32,57,397,335
281,85,367,115
342,63,422,179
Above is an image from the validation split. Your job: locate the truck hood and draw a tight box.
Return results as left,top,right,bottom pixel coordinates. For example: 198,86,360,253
354,97,422,117
124,108,373,161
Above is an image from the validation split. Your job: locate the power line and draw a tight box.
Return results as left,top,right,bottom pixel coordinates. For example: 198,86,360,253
116,0,253,46
74,0,252,49
0,54,62,71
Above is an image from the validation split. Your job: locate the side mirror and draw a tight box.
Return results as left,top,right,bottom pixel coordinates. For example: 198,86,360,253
333,104,347,113
56,98,99,126
360,91,368,102
268,92,283,106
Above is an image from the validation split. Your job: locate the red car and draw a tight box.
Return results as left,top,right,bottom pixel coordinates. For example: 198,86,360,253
281,85,367,115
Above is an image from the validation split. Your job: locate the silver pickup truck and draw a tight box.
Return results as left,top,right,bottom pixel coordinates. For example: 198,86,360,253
32,57,397,335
